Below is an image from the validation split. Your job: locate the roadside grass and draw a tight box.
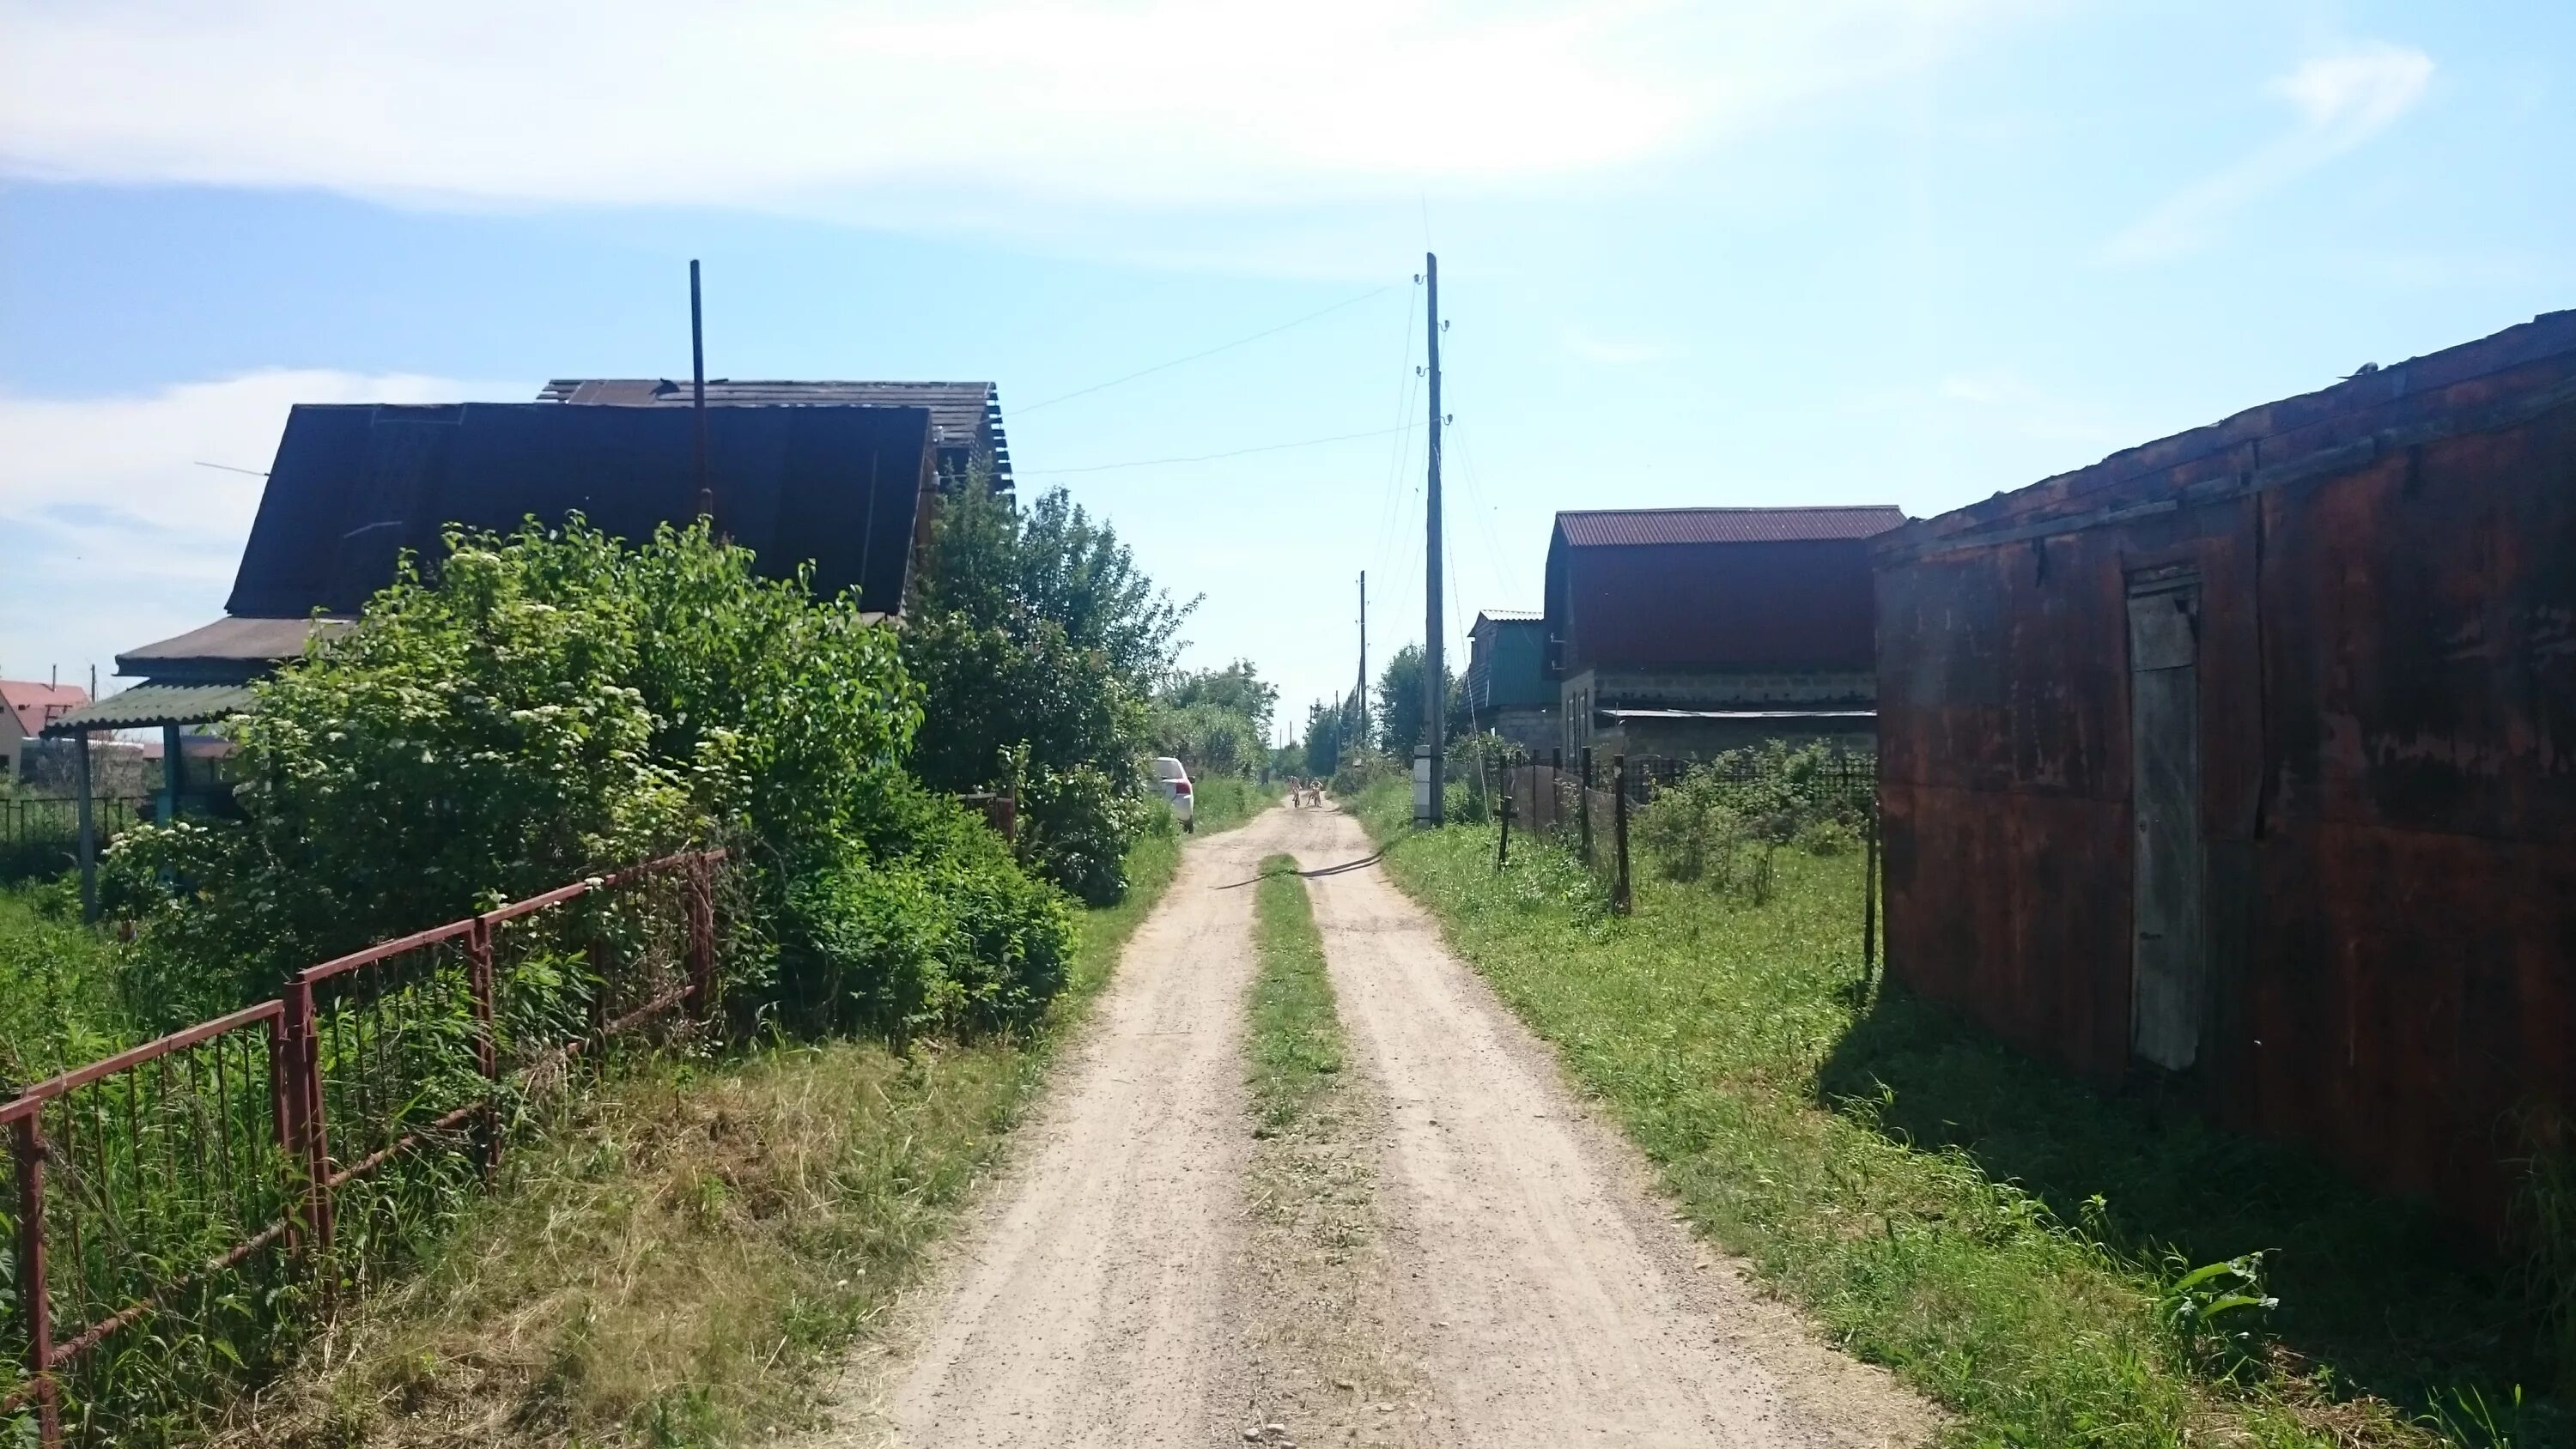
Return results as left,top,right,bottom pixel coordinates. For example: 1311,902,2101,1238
1247,853,1342,1131
222,826,1190,1448
1188,776,1279,834
1346,779,2562,1449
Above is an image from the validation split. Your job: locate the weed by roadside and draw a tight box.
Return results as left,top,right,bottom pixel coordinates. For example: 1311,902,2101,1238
1346,779,2563,1448
217,830,1188,1448
1188,777,1278,836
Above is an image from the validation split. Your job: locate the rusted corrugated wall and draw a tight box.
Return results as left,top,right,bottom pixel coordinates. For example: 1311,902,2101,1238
1874,311,2576,1235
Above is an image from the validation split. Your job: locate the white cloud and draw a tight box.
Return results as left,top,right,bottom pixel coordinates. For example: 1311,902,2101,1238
0,370,523,686
0,0,2015,219
2101,42,2433,265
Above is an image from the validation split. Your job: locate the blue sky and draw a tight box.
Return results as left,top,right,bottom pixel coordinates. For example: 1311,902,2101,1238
2,0,2568,738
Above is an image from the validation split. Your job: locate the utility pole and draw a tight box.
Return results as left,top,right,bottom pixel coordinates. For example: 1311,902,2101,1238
1419,252,1446,826
1356,571,1369,752
690,259,713,521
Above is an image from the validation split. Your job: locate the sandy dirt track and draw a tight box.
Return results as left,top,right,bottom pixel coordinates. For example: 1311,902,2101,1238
1280,805,1931,1449
822,805,1931,1448
827,819,1277,1447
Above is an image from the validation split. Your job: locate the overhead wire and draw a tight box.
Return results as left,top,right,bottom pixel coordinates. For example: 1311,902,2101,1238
1370,282,1423,573
1015,424,1410,476
1016,284,1395,415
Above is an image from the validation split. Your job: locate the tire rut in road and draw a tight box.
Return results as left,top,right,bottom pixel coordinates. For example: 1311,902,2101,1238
816,815,1293,1448
1288,805,1938,1449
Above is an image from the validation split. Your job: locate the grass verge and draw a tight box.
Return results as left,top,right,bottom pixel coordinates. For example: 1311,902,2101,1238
1345,779,2561,1449
222,826,1189,1448
1188,776,1279,834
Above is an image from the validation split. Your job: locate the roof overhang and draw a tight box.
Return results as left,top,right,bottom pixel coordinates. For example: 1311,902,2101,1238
118,616,352,682
45,682,259,736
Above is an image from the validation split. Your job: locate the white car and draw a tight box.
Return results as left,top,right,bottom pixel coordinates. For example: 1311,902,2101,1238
1151,756,1194,832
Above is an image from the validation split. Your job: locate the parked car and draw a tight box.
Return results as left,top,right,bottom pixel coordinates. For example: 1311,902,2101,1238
1151,756,1194,833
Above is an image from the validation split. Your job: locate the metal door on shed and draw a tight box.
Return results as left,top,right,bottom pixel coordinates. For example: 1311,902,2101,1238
2128,569,2204,1071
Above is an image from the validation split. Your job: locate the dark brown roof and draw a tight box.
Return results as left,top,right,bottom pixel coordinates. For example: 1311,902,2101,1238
226,403,933,621
118,617,354,682
538,379,1009,486
1554,506,1907,548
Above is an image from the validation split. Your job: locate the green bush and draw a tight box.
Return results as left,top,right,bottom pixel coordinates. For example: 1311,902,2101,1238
779,768,1072,1040
1633,742,1867,898
903,478,1187,905
1019,763,1160,906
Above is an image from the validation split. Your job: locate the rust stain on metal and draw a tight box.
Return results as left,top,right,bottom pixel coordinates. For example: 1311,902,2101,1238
1873,310,2576,1238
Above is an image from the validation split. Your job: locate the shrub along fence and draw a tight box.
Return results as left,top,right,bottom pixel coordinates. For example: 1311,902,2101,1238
2,848,730,1448
1494,747,1880,944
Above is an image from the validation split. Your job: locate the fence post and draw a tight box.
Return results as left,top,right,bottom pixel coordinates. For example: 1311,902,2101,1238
282,976,332,1253
1497,779,1513,870
1861,805,1880,983
1579,747,1594,866
1613,755,1631,916
12,1115,60,1448
468,919,500,1183
685,855,715,1020
265,1009,300,1259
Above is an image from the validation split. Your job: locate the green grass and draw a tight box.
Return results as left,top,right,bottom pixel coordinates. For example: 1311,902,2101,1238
221,826,1193,1448
1188,776,1279,834
0,875,137,1089
1346,779,2563,1449
1246,853,1343,1132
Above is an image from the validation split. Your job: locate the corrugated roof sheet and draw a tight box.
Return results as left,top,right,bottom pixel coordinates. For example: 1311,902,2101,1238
44,682,257,735
1474,608,1544,624
538,379,1010,487
1555,506,1907,548
118,617,353,682
1,682,89,737
226,402,933,619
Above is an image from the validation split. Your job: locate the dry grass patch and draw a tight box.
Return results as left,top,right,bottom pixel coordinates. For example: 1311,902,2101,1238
218,829,1185,1448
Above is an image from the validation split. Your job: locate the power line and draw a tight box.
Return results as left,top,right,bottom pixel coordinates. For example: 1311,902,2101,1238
1016,424,1412,477
193,460,269,477
1371,284,1423,572
1017,284,1396,415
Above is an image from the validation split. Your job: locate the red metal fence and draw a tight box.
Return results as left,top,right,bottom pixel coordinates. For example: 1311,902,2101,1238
2,848,726,1446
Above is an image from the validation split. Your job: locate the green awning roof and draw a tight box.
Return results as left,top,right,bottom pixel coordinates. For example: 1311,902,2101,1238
44,682,257,735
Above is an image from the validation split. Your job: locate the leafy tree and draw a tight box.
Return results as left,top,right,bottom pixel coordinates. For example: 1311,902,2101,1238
903,477,1191,904
1373,645,1469,761
1163,659,1278,741
1152,658,1277,779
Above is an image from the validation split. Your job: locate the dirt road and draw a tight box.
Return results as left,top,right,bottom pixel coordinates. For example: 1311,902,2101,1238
825,805,1930,1448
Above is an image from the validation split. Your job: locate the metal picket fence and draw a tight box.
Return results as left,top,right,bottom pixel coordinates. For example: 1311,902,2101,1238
2,848,728,1447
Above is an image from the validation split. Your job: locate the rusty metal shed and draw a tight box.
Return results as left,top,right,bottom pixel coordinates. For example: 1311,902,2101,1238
1872,309,2576,1234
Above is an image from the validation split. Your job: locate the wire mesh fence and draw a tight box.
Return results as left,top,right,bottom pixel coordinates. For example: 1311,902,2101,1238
1487,746,1880,921
2,849,728,1448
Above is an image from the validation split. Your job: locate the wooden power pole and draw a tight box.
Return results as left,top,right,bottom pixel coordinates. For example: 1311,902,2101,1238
1420,252,1446,826
690,260,713,521
1356,571,1368,751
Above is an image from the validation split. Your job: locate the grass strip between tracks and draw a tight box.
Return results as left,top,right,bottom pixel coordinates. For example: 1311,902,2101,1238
1247,852,1344,1131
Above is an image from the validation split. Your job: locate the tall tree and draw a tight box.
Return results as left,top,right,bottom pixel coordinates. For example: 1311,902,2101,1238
903,477,1194,903
1373,644,1467,761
